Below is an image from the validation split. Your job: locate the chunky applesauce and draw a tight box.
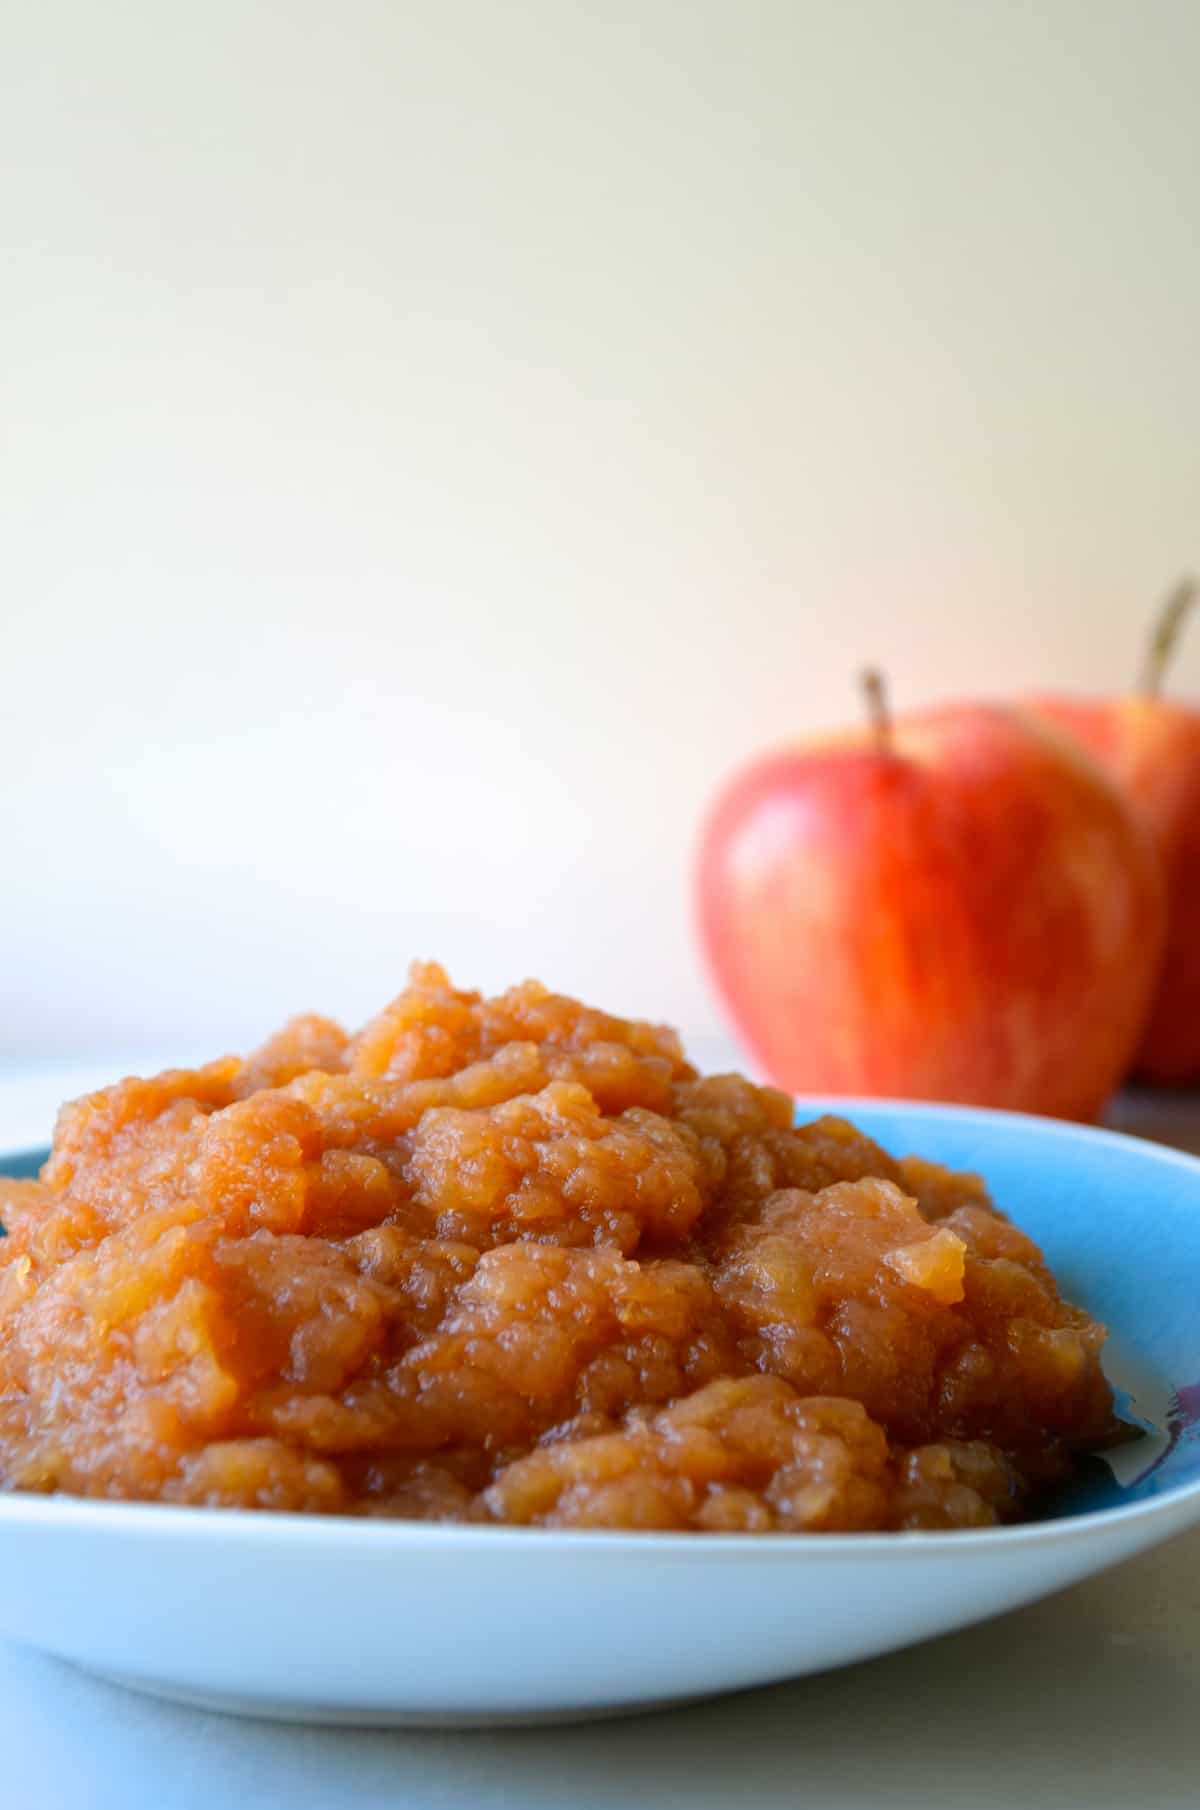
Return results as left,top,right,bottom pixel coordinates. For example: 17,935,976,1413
0,966,1120,1530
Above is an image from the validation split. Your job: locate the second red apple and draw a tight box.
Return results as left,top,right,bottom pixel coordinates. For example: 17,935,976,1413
1032,579,1200,1084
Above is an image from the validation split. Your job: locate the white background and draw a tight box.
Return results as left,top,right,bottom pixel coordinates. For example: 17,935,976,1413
4,0,1200,1068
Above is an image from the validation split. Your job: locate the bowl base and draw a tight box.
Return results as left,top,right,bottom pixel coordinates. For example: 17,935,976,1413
77,1665,709,1728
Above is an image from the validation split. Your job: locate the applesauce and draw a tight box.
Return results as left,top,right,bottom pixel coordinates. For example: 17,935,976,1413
0,965,1120,1530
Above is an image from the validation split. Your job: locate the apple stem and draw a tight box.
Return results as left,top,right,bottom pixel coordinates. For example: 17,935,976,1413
861,667,892,754
1140,576,1198,698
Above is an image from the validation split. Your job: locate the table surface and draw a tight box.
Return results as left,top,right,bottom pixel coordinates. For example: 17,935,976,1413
1,1057,1197,1810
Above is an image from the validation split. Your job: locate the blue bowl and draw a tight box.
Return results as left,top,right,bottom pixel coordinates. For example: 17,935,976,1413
3,1101,1198,1519
0,1150,45,1182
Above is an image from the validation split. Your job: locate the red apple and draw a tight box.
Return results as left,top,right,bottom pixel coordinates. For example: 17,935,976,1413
1032,578,1200,1084
696,676,1165,1120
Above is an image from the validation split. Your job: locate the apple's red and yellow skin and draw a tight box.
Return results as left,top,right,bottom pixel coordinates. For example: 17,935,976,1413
1032,693,1200,1084
697,703,1165,1121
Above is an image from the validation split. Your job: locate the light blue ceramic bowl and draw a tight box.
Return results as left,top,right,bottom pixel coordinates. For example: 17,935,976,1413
0,1103,1195,1723
0,1151,42,1181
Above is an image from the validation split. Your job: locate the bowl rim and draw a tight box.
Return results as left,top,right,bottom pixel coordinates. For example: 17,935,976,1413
788,1091,1200,1169
1,1097,1198,1554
